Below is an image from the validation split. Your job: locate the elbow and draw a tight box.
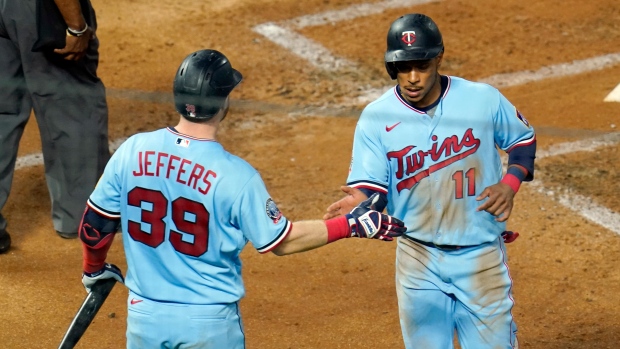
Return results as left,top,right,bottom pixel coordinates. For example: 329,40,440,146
270,245,289,256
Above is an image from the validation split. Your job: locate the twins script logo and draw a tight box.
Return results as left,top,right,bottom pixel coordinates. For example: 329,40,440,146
401,31,416,46
387,128,481,192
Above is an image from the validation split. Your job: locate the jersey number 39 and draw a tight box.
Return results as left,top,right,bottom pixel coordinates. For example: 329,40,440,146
127,187,210,257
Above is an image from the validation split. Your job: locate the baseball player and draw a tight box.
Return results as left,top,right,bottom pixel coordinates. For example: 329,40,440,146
324,14,536,349
77,49,406,349
0,0,110,251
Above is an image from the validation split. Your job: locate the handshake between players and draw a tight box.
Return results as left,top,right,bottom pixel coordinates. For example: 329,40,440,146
80,193,405,293
75,49,408,349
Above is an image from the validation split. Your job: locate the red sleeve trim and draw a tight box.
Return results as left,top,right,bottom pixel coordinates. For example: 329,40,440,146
349,183,388,194
258,221,293,254
506,135,536,152
87,199,120,219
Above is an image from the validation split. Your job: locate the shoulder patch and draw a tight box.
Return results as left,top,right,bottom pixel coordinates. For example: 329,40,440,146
265,198,282,223
516,110,531,128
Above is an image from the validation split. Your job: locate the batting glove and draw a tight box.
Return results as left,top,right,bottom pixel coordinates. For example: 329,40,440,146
346,193,406,241
501,230,519,243
82,263,124,293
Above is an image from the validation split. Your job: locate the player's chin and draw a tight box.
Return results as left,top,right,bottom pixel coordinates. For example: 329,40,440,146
401,90,425,104
403,95,424,105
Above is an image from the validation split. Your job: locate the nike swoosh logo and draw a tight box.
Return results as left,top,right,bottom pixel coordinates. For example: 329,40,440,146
130,299,143,305
386,122,401,132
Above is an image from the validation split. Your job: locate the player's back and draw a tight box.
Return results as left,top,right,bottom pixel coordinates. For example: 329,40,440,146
113,127,258,304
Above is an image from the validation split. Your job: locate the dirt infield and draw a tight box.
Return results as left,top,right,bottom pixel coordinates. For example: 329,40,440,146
1,0,619,348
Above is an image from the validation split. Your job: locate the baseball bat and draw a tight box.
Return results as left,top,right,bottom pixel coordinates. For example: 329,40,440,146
58,278,118,349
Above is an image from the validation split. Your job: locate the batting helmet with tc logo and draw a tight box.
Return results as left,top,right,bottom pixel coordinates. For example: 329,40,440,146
384,13,444,79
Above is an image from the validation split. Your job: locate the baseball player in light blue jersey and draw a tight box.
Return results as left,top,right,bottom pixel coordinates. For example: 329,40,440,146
324,14,536,349
77,49,406,349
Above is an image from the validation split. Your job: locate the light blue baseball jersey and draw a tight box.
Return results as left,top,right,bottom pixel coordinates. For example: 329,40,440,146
88,127,291,305
347,76,535,246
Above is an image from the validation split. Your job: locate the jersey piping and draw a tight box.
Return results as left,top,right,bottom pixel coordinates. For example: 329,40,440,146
506,134,536,152
393,75,451,114
87,198,120,219
347,180,388,194
166,127,218,142
256,221,292,253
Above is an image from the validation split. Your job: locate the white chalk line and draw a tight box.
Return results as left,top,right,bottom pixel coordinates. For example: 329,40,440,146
283,0,437,29
252,0,438,71
532,181,620,236
358,52,620,103
479,53,620,88
535,132,620,159
530,132,620,236
500,132,620,236
14,137,127,170
251,0,620,235
251,0,620,100
18,1,620,235
15,130,620,235
556,193,620,235
253,23,354,71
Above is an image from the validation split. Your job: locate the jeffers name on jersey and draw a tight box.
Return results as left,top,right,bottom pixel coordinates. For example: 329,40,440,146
131,150,217,195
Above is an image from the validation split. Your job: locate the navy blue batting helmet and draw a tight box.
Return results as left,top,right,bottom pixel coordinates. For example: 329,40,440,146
173,49,242,120
384,14,444,79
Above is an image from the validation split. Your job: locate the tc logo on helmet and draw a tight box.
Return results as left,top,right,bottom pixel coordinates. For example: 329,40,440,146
401,31,416,46
185,104,196,117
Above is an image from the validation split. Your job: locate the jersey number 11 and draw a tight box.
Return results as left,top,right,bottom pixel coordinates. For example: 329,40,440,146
452,168,476,199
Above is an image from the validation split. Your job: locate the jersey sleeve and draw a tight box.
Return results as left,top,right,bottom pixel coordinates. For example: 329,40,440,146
87,140,129,218
493,90,536,152
231,173,292,254
346,110,389,194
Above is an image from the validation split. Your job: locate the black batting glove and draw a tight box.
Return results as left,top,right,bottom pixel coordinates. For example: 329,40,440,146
345,193,406,241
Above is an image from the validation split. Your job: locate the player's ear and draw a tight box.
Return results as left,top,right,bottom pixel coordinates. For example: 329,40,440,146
218,97,231,122
435,51,444,69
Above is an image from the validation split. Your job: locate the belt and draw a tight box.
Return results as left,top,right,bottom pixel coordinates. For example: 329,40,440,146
403,235,475,251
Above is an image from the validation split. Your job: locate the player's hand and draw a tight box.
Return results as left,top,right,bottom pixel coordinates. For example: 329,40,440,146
323,186,368,220
53,27,94,61
476,182,515,222
82,263,124,293
345,193,406,241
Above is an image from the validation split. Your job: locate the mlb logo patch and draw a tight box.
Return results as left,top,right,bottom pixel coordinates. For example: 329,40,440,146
176,138,190,148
